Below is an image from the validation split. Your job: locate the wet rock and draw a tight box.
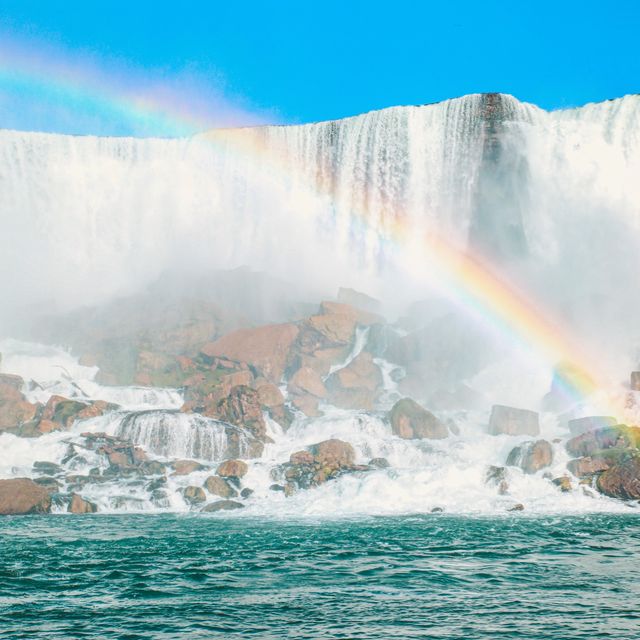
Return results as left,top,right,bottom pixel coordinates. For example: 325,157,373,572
68,494,98,514
389,398,448,440
182,485,206,505
33,461,63,476
567,455,612,478
211,385,267,442
201,499,244,512
506,440,553,474
200,323,299,383
488,405,539,436
368,457,390,469
288,366,328,399
217,459,248,479
552,476,573,492
0,375,39,431
204,475,238,498
171,460,205,476
325,353,383,411
33,477,61,494
430,507,444,513
269,484,285,492
0,478,51,515
567,416,617,437
290,392,322,417
485,465,509,494
566,425,640,458
240,488,254,499
596,457,640,500
140,460,166,476
507,503,525,512
290,450,315,466
308,439,355,468
146,477,166,492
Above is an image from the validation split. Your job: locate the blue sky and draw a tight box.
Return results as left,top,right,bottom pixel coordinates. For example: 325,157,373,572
0,0,638,135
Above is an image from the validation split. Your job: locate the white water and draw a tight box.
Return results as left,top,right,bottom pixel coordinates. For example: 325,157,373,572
1,93,639,515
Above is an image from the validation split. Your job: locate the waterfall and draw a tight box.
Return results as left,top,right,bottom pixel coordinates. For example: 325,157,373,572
114,410,253,461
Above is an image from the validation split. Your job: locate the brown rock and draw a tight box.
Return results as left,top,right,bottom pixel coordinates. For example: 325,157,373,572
567,416,617,437
308,439,355,468
201,499,244,512
488,405,539,436
567,456,611,477
212,385,267,441
0,478,51,515
183,485,206,505
290,450,315,465
290,392,322,417
566,425,640,458
307,314,357,345
506,440,553,474
171,460,205,476
597,457,640,500
389,398,448,440
68,494,98,514
0,376,39,431
255,382,285,408
552,476,573,492
336,288,382,314
217,459,248,479
328,353,382,392
201,323,299,383
319,301,383,326
204,476,238,498
288,366,328,399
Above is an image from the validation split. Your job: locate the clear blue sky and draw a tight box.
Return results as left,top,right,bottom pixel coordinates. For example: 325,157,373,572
0,0,638,135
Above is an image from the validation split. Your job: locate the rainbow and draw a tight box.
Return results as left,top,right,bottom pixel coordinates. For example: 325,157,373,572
0,42,625,419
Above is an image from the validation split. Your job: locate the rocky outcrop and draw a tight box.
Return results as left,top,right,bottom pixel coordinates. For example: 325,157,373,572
0,478,51,515
0,374,39,431
201,323,299,383
389,398,448,440
68,494,98,514
567,416,617,437
209,385,267,445
274,439,365,494
506,440,553,474
597,458,640,500
488,405,539,436
325,352,382,410
566,424,640,458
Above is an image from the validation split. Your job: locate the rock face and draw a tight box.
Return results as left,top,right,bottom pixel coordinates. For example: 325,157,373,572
597,458,640,500
0,478,51,515
488,405,539,436
211,385,267,444
567,416,617,437
506,440,553,474
201,323,299,383
68,494,98,514
325,352,382,410
389,398,448,440
566,425,640,458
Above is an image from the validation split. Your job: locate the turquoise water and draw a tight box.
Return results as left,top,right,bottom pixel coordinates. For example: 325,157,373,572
1,514,639,639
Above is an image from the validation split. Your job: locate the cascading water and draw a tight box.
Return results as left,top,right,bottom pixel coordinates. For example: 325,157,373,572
1,93,640,515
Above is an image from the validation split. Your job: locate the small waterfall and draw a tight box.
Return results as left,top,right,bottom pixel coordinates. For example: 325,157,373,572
115,410,252,461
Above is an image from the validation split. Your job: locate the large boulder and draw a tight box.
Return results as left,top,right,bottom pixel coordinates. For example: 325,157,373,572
217,459,249,479
171,459,205,476
566,425,640,458
210,385,267,442
488,405,539,436
68,494,98,514
204,476,238,498
202,500,244,512
200,323,299,383
567,416,617,437
0,478,51,515
182,486,206,505
308,439,355,468
288,367,328,399
325,352,382,411
0,375,39,431
596,457,640,500
506,440,553,474
389,398,448,440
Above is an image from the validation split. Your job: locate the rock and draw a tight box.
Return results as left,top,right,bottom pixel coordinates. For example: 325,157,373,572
269,484,285,492
307,313,358,345
631,371,640,391
308,439,355,467
255,382,285,408
33,461,62,476
0,375,39,431
389,398,448,440
566,424,640,458
33,477,61,494
506,440,553,474
288,367,328,399
182,486,206,505
567,456,612,477
212,385,267,442
430,506,444,513
204,476,238,498
68,494,98,514
596,457,640,500
325,352,382,410
336,288,382,315
42,396,89,427
552,476,572,492
568,416,617,436
201,499,244,512
0,478,51,515
217,459,248,479
508,503,525,512
290,392,322,417
171,460,205,476
488,405,539,436
240,488,254,499
200,323,299,383
485,465,509,494
290,450,315,466
368,457,390,469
